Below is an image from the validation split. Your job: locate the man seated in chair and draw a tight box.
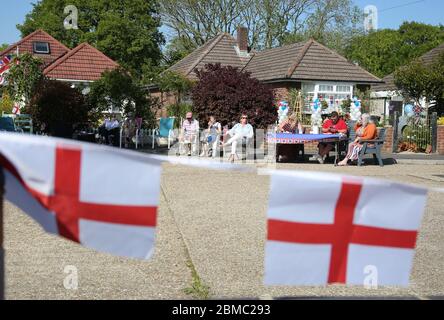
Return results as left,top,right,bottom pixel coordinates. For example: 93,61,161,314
310,111,347,164
98,114,120,145
180,112,199,156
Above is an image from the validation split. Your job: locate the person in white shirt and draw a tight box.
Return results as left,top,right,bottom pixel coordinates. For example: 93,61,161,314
221,113,254,162
105,117,119,131
99,114,120,145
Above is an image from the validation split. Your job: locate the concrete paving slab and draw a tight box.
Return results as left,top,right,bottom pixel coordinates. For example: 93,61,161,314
4,162,444,299
4,175,192,299
161,163,444,299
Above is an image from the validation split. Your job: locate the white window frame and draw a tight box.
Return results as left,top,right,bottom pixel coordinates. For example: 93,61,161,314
33,41,50,54
302,82,355,113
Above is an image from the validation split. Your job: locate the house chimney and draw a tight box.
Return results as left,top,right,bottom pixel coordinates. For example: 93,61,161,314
237,26,248,53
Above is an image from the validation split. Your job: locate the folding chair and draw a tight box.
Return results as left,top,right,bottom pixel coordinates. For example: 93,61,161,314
152,117,175,149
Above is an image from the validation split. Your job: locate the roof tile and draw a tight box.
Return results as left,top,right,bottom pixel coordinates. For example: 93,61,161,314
244,40,381,83
0,29,69,67
43,43,119,81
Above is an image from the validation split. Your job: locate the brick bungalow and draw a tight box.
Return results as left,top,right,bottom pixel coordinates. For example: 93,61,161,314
152,27,382,115
0,29,118,94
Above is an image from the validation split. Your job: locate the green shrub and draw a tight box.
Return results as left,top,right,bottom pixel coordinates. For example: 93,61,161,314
0,90,14,115
167,103,193,128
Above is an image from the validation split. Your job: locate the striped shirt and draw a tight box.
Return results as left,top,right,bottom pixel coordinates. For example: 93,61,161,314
182,119,199,135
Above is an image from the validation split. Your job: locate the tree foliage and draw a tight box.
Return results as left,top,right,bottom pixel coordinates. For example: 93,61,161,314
4,53,45,105
394,53,444,115
346,22,444,78
0,90,14,115
156,70,194,104
159,0,362,52
290,0,364,54
166,103,193,128
162,36,198,67
17,0,164,82
26,79,94,137
191,64,277,128
88,68,157,127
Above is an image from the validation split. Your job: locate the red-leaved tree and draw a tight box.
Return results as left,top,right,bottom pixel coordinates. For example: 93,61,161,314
191,64,277,128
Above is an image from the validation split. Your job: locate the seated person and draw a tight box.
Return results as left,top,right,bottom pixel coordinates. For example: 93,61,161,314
200,115,221,157
277,113,304,163
180,112,199,156
311,111,347,164
278,113,304,134
337,113,376,166
221,113,253,163
98,115,120,145
122,115,136,148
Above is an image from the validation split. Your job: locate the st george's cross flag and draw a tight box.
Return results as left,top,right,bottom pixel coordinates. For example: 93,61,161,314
264,170,428,286
0,133,162,259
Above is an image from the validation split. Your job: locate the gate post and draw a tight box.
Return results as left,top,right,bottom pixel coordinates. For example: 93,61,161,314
392,111,399,153
431,112,438,153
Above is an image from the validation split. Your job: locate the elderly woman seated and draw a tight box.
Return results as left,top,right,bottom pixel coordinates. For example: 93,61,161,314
337,113,377,166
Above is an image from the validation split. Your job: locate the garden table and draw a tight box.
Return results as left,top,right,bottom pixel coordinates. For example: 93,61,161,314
267,133,348,163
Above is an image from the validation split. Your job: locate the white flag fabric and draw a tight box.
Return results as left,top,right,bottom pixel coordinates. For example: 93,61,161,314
265,170,428,286
0,133,163,259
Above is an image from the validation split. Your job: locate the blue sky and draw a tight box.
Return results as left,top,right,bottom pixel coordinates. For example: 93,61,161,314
1,0,443,45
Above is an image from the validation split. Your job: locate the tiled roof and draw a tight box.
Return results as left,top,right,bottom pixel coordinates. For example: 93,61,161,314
371,74,398,92
372,42,444,92
420,42,444,65
169,35,381,84
43,43,119,81
242,42,306,81
244,39,382,84
168,33,251,80
0,29,69,67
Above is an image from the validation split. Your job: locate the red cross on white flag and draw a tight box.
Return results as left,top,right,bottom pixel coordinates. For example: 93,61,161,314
12,103,20,115
0,133,161,259
265,170,427,286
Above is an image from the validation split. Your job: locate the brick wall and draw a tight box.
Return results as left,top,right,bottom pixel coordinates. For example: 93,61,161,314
150,90,177,117
272,86,289,102
302,125,318,153
382,126,393,153
438,126,444,155
269,82,301,103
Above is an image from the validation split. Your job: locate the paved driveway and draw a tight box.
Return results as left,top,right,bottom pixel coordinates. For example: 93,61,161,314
4,162,444,299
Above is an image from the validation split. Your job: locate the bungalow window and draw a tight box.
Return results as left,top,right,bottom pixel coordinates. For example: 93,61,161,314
336,85,351,93
319,85,334,92
302,82,354,113
302,83,316,113
33,42,50,54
